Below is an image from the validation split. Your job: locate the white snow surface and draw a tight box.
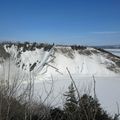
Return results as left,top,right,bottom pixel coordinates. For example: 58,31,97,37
3,45,119,79
33,76,120,115
1,45,120,114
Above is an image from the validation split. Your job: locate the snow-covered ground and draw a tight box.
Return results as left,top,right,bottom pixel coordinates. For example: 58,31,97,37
33,48,120,114
32,75,120,115
0,45,120,115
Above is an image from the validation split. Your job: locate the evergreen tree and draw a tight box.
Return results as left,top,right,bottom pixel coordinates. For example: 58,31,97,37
79,94,113,120
63,83,113,120
63,82,80,120
64,82,78,113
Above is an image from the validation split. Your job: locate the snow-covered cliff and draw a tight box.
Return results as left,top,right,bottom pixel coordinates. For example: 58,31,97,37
0,43,120,81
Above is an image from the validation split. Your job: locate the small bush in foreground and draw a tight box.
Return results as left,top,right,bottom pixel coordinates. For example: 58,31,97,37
63,83,113,120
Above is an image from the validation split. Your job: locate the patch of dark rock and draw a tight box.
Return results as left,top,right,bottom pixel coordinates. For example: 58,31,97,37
71,45,87,50
107,64,120,73
43,44,53,51
22,64,25,69
17,51,21,58
116,62,120,67
67,51,74,59
78,50,92,56
30,62,37,71
0,45,10,59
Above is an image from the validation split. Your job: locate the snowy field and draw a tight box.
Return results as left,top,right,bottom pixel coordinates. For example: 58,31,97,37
31,75,120,115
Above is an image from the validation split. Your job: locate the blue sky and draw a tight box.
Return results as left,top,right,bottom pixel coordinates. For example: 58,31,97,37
0,0,120,45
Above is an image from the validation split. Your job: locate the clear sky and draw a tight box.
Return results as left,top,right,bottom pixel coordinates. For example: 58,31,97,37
0,0,120,45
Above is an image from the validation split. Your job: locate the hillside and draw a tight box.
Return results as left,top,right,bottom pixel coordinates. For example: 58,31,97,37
0,42,120,82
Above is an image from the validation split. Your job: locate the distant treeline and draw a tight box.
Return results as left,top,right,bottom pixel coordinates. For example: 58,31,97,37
0,41,54,52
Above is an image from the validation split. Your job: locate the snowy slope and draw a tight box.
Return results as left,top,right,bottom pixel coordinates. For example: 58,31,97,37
0,43,120,81
0,43,120,114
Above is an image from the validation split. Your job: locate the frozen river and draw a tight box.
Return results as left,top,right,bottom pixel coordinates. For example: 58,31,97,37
105,49,120,57
33,75,120,115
